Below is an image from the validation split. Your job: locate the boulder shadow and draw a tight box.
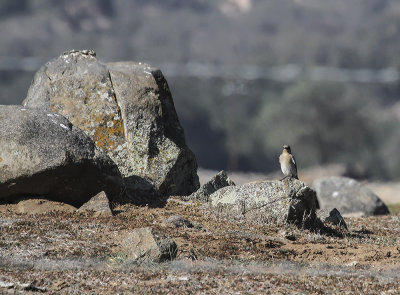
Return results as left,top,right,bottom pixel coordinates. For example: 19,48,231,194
121,175,169,208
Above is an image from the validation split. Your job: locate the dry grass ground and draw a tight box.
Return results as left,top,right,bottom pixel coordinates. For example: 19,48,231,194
0,199,399,294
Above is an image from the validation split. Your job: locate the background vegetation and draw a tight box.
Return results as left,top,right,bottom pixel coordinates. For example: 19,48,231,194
1,0,400,179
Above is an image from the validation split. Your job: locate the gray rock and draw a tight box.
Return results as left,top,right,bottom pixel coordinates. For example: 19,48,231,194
317,208,348,230
23,50,199,201
209,178,317,228
313,177,389,216
107,61,199,198
120,227,177,263
186,170,235,202
161,215,193,228
77,191,113,216
0,105,123,207
0,281,14,288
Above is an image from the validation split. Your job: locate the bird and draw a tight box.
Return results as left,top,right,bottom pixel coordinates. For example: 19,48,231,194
279,145,298,180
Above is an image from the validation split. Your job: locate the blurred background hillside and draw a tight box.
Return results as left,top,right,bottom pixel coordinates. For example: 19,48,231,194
1,0,400,180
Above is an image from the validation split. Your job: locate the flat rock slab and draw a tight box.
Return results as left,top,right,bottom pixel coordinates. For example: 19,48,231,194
5,199,77,215
209,178,317,228
313,176,389,216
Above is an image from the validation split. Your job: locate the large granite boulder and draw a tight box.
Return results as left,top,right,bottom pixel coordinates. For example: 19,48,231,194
313,177,389,216
0,105,123,207
23,50,199,201
209,178,317,228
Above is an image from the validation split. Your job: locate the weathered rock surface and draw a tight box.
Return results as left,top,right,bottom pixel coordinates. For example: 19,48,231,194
313,177,389,216
186,170,235,202
23,50,199,201
77,191,113,216
0,105,123,207
120,227,177,262
317,208,348,230
209,178,317,227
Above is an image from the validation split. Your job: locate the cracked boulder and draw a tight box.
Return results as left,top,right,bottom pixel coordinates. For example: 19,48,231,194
23,50,199,201
0,105,123,207
209,178,317,228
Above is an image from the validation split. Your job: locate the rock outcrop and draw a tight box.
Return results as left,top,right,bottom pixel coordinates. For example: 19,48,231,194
23,50,199,201
209,178,317,228
313,177,389,216
0,105,123,207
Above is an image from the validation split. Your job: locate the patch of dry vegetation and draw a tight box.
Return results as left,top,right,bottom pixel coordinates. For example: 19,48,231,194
0,199,399,293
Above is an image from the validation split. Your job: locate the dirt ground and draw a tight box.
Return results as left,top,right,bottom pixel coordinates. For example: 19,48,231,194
0,198,399,294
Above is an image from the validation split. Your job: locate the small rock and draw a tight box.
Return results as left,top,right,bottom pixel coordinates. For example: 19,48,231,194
0,281,14,288
279,230,297,241
161,215,193,228
18,283,46,292
120,227,177,263
77,191,113,216
317,208,348,230
178,276,189,281
346,261,358,267
186,170,235,202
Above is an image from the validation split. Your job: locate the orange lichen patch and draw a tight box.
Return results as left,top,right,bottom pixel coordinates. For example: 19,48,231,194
93,118,125,152
0,157,2,162
49,84,127,152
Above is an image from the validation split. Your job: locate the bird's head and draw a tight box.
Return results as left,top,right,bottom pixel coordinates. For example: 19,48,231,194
283,145,291,153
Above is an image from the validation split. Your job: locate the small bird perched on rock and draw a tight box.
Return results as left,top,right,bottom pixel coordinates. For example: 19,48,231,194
279,145,298,180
